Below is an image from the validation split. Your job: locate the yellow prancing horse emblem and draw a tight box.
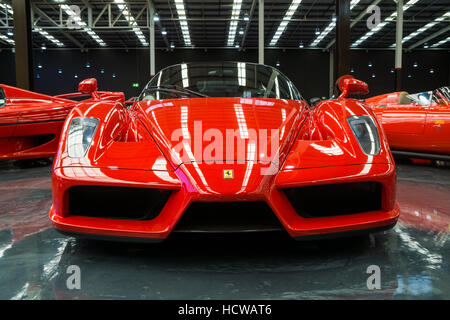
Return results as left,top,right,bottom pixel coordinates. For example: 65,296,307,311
223,169,234,179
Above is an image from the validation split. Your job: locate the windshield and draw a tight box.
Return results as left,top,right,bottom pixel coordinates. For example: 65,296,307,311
433,87,450,105
139,62,301,101
408,87,450,106
0,87,6,108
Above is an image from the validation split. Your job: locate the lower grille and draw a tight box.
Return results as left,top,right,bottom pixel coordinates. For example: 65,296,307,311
68,186,171,220
174,202,284,233
283,182,382,218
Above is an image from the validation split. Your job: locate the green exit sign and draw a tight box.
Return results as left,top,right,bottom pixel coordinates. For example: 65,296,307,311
132,83,140,87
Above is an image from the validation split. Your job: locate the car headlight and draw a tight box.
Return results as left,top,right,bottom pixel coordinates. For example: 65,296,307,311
67,117,99,158
347,115,380,155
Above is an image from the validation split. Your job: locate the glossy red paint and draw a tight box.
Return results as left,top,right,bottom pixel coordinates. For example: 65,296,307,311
366,91,450,156
336,76,369,99
0,84,125,161
49,76,399,241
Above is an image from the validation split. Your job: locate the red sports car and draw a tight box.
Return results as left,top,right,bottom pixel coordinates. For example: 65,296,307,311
49,62,399,241
0,82,125,161
366,86,450,160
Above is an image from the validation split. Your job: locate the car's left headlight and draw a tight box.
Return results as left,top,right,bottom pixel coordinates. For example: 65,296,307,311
67,117,99,158
347,115,380,155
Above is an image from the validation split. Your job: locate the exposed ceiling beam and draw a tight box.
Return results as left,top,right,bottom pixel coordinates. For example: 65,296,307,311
32,4,84,48
408,24,450,50
93,4,108,27
240,0,257,48
326,0,382,49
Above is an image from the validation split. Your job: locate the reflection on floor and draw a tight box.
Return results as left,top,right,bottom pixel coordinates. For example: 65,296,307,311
0,159,449,299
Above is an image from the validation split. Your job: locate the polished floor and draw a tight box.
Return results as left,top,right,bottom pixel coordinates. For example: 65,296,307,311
0,159,449,300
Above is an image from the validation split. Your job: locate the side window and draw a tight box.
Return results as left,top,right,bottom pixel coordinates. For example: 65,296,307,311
0,87,6,108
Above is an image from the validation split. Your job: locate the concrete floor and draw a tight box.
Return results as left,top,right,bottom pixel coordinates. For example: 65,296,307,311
0,159,449,300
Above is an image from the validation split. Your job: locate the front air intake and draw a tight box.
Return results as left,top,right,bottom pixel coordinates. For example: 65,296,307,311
174,202,284,233
283,182,382,218
68,186,171,220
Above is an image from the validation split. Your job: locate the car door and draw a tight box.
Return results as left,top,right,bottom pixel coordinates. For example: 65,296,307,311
377,102,428,151
423,93,450,154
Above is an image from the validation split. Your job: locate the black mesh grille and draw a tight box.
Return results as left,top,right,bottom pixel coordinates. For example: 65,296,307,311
174,202,284,233
33,134,55,147
68,186,171,220
283,182,382,218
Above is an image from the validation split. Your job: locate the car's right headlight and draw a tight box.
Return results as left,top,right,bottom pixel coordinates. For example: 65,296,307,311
67,117,99,158
347,115,380,155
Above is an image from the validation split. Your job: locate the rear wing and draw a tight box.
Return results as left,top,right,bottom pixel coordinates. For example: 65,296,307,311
0,83,74,104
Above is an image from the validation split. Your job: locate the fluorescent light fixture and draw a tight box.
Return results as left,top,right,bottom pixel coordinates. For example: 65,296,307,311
269,0,303,46
227,0,243,46
61,4,106,46
310,0,360,47
0,2,13,15
431,36,450,48
0,33,14,45
174,0,191,46
392,11,450,46
352,0,420,47
114,0,148,46
33,27,64,47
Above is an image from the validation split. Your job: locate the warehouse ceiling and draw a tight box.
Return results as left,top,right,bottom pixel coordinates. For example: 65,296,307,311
0,0,449,50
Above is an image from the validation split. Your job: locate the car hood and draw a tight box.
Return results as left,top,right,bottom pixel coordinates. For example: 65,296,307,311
134,97,306,168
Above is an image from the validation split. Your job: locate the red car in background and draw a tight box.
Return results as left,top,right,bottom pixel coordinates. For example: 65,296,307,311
0,82,125,161
49,62,399,242
366,86,450,160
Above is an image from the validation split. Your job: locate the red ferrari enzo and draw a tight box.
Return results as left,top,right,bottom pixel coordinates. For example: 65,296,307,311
49,62,399,241
366,86,450,160
0,83,125,161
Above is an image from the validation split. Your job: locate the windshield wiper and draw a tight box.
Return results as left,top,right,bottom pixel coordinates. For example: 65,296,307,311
144,85,209,98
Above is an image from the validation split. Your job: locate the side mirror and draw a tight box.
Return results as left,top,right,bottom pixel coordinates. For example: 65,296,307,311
336,75,369,99
78,78,99,99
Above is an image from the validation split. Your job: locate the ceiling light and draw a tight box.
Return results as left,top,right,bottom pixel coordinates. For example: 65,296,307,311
153,13,160,22
310,0,360,47
0,2,13,15
352,0,420,47
33,27,64,47
430,36,450,48
391,11,450,47
161,29,167,35
298,41,304,48
269,0,303,46
61,5,106,46
0,34,14,46
114,0,148,46
174,0,191,46
227,0,243,46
